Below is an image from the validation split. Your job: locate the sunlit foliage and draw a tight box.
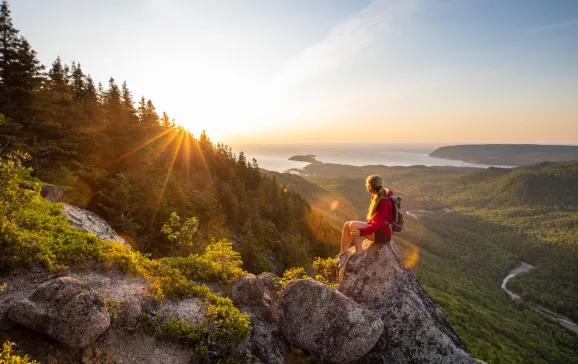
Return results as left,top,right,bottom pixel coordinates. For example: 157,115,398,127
0,0,337,274
0,158,249,361
0,342,37,364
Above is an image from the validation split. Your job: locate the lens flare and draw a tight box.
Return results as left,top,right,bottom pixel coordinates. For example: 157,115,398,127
330,200,339,211
404,245,420,269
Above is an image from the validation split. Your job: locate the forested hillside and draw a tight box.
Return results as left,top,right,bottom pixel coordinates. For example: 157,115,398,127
275,163,578,363
0,1,336,273
296,161,578,320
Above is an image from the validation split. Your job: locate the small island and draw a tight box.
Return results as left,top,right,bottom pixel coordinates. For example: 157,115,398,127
289,155,320,164
429,144,578,166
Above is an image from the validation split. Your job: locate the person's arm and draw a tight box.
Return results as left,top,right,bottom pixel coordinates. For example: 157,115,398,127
359,199,391,237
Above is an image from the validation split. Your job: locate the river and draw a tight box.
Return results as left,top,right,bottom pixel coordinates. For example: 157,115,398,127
501,262,578,334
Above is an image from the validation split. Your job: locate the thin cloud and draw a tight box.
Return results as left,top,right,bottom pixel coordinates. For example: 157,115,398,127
274,0,421,88
145,0,180,16
522,18,578,35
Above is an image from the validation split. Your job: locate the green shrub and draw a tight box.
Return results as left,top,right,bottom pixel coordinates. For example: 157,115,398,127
0,152,40,223
143,308,250,363
312,256,338,288
276,267,309,291
0,342,37,364
0,154,250,362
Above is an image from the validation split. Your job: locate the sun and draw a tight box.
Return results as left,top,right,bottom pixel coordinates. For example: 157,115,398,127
167,69,279,142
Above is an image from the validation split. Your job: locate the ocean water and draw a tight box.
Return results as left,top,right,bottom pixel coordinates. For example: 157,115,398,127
231,143,506,173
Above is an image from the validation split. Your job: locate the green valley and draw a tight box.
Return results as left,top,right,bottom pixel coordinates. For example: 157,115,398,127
271,161,578,363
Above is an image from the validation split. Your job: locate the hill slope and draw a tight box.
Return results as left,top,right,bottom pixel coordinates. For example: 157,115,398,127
430,144,578,166
277,161,578,363
0,0,335,273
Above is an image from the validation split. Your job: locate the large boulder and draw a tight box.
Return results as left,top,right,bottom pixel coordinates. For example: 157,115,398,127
279,278,384,364
339,241,483,363
233,273,287,364
7,277,110,348
232,274,264,307
62,204,131,248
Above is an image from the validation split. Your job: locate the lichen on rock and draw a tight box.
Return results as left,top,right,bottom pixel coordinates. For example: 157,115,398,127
339,241,484,364
7,277,110,348
279,278,384,364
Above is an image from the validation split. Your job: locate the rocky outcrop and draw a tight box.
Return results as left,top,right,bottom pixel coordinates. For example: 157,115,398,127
1,200,482,363
339,241,483,363
230,241,483,364
233,273,288,364
279,279,384,364
0,268,202,363
62,204,130,248
232,274,264,306
7,277,110,348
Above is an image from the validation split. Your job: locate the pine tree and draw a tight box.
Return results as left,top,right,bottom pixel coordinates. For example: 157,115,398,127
121,80,137,126
7,37,42,120
161,111,171,129
145,99,159,126
85,75,97,101
104,77,121,126
70,62,85,100
137,96,147,124
0,2,42,120
48,56,69,94
96,172,139,234
97,81,105,102
0,0,18,110
82,74,102,127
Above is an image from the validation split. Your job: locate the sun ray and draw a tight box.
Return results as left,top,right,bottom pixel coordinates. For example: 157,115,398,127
190,136,213,184
182,132,192,187
152,131,186,221
146,131,180,164
107,128,173,167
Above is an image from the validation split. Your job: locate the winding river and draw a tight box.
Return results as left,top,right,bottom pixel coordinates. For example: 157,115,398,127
407,210,578,335
501,262,578,334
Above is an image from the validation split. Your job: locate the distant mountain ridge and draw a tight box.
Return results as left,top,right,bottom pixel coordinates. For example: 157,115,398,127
288,155,320,163
430,144,578,166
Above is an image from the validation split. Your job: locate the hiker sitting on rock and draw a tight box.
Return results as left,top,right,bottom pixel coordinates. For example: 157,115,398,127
336,174,394,268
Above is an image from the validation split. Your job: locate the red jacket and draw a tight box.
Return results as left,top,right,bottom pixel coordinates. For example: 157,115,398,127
359,190,394,237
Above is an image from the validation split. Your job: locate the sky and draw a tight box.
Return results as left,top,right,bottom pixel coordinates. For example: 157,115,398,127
10,0,578,145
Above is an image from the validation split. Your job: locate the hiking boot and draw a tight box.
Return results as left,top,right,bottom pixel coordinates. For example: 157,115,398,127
347,251,367,267
335,252,350,269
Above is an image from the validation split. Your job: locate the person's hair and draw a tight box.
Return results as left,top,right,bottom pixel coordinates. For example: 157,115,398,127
366,175,386,219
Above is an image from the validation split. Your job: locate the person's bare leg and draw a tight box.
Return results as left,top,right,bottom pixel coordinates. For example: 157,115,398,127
340,221,352,255
349,221,370,255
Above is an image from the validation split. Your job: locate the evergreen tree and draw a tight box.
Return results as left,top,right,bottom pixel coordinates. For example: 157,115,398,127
0,0,19,112
70,62,85,100
85,74,97,101
161,111,171,129
121,80,137,126
96,172,139,234
137,96,147,124
48,56,69,94
104,77,121,126
97,81,105,102
145,99,159,127
82,74,101,127
0,2,42,120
